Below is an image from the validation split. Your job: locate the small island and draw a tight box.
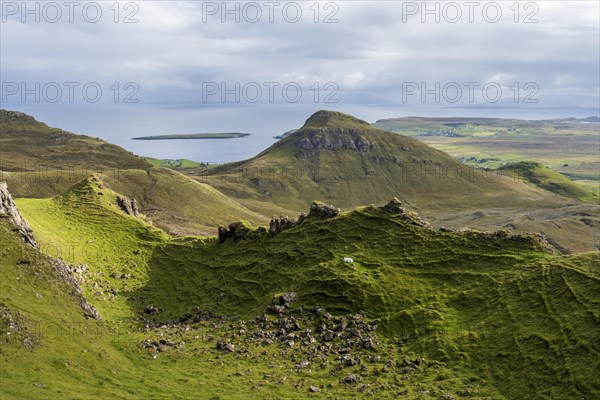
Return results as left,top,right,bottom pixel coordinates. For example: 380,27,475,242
132,133,251,140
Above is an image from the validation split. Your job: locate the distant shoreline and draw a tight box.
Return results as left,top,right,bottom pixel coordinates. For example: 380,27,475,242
132,133,251,140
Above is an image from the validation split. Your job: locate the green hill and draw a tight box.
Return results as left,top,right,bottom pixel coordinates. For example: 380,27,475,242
496,161,595,200
3,178,598,399
199,110,571,214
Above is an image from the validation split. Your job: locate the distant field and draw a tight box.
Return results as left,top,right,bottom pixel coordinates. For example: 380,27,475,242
142,157,204,169
132,133,251,140
373,117,600,187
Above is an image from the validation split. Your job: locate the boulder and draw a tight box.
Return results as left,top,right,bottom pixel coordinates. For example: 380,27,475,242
279,292,298,307
218,226,228,243
299,201,340,223
269,215,297,235
381,198,402,213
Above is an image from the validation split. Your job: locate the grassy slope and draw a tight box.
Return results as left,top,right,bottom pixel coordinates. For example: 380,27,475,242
10,178,600,399
496,161,594,200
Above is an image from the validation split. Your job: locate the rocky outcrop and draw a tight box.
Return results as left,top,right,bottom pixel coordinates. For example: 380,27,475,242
218,221,266,243
0,109,37,123
116,195,139,217
0,182,37,248
381,198,402,213
375,198,431,228
269,216,297,235
299,201,340,222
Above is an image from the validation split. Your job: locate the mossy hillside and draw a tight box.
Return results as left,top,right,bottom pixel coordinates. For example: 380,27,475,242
12,179,600,399
141,206,554,320
2,218,451,399
15,176,170,321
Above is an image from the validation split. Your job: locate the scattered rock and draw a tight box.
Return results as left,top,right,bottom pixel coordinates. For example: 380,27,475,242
309,385,320,392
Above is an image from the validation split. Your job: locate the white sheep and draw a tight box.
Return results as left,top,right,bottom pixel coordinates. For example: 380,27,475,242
343,257,354,263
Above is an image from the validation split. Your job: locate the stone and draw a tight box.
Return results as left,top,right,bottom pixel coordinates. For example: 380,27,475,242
309,386,320,393
342,374,358,384
216,340,235,352
279,292,298,307
362,335,377,350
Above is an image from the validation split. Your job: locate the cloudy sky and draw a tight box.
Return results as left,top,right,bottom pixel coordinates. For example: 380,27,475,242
1,1,599,160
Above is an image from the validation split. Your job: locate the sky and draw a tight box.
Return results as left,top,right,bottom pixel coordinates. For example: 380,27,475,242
1,1,599,161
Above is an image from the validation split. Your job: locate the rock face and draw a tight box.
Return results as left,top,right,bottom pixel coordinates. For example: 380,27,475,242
296,128,376,153
116,195,139,217
269,216,297,235
0,182,37,248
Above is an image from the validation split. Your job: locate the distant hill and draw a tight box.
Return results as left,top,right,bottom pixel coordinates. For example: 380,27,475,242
0,109,150,171
199,110,571,213
496,161,593,200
